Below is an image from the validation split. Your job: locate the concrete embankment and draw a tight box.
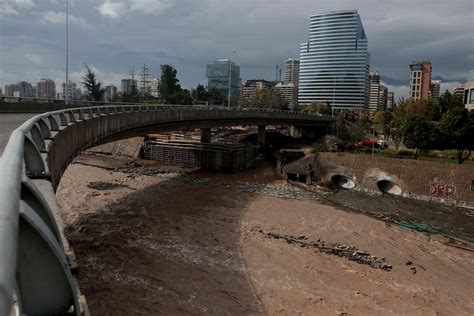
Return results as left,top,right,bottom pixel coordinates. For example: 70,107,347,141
281,152,474,207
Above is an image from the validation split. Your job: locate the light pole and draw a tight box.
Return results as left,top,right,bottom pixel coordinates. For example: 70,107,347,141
65,0,69,104
227,60,231,108
227,50,236,108
332,76,338,117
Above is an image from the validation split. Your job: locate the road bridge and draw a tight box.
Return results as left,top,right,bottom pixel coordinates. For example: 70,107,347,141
0,104,332,315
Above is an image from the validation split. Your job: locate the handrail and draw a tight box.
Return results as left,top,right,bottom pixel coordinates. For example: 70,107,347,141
0,104,333,314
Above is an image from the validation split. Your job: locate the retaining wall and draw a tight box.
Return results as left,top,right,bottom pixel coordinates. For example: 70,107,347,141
319,153,474,206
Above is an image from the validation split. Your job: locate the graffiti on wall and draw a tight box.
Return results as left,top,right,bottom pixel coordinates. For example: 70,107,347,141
430,182,456,198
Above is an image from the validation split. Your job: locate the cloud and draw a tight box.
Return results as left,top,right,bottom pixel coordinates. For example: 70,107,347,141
24,53,43,65
97,0,126,18
2,0,473,99
129,0,171,15
40,10,90,29
97,0,172,18
0,0,35,16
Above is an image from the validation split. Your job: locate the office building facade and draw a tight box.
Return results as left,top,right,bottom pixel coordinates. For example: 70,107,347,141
408,61,432,100
4,81,35,97
429,80,441,101
146,78,160,99
241,79,274,107
368,72,382,114
284,59,300,85
104,85,118,101
37,78,56,99
275,82,298,108
121,79,137,93
298,10,370,111
464,70,474,111
387,92,395,111
59,82,82,100
206,59,241,105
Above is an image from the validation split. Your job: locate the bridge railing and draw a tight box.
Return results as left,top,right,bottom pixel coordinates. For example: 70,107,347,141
0,104,333,315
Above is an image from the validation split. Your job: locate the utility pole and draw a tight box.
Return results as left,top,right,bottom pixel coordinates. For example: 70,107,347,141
140,64,149,98
65,0,69,104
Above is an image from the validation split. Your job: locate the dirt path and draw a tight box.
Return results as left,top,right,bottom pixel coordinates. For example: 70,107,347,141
57,159,474,315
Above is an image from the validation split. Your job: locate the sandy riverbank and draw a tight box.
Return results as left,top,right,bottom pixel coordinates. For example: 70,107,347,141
57,157,474,315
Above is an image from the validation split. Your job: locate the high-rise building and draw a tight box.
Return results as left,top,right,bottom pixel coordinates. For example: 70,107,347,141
240,79,274,106
60,82,82,100
0,87,2,96
284,59,300,85
298,10,370,111
4,84,15,96
429,80,441,101
4,81,35,97
121,79,137,93
36,78,56,99
206,59,241,106
104,85,117,101
368,72,382,115
453,84,465,99
275,82,298,108
464,69,474,111
146,78,160,98
387,92,395,111
408,61,432,100
379,84,388,109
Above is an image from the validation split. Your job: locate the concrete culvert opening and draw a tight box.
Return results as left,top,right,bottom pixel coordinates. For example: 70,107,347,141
331,175,356,189
377,180,402,195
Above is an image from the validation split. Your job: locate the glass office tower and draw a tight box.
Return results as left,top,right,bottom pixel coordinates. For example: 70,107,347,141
206,59,241,105
298,10,370,111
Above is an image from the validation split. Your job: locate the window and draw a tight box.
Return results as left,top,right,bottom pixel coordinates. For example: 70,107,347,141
469,89,474,103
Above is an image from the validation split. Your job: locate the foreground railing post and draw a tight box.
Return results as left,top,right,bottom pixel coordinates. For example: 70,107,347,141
0,131,24,316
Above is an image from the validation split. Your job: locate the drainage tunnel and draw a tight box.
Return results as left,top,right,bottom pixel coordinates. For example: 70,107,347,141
377,180,402,195
331,175,356,189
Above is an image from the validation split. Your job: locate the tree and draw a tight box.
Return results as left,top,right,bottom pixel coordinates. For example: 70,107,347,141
208,87,226,106
168,89,193,105
82,65,105,101
296,101,332,114
439,90,463,113
373,110,393,137
402,116,437,159
159,65,181,103
333,114,351,141
438,107,474,164
191,84,210,104
254,88,289,110
426,100,442,121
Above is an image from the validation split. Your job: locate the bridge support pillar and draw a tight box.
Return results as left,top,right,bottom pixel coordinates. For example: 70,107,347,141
200,128,211,143
257,125,266,145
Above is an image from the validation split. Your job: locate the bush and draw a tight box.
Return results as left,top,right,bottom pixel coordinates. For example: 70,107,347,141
397,149,415,157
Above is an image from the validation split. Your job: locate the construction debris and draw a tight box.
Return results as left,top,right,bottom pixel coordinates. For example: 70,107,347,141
259,230,393,271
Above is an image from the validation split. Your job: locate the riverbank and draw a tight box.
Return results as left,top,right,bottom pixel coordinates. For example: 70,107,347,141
57,155,474,315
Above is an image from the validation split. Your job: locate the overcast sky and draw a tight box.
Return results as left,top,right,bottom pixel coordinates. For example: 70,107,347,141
1,0,473,100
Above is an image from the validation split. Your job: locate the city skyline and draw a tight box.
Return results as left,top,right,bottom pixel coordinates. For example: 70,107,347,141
1,0,473,101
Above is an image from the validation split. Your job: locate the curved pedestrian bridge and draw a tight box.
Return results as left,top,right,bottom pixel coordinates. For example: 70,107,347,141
0,105,332,315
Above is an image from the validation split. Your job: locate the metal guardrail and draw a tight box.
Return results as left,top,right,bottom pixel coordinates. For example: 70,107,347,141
0,104,333,315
